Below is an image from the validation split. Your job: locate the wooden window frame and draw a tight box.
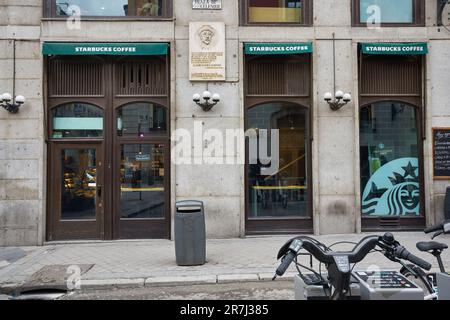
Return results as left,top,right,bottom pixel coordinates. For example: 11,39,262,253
240,0,313,26
352,0,425,27
43,0,173,20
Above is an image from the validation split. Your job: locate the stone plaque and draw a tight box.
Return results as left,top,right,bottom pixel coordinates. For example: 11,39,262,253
192,0,222,10
189,22,226,81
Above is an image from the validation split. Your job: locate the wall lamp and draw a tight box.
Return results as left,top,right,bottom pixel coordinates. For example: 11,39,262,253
193,91,220,112
1,93,26,114
324,90,352,111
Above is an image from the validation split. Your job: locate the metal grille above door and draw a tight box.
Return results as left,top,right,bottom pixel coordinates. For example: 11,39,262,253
48,57,104,97
115,59,167,96
246,56,311,97
360,56,421,97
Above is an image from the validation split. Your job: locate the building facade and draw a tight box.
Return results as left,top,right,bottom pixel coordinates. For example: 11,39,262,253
1,0,450,246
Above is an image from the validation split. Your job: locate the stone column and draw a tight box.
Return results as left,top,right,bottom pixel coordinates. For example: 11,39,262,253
0,1,44,245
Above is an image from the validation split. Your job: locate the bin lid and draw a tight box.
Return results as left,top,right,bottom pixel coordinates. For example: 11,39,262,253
176,200,204,211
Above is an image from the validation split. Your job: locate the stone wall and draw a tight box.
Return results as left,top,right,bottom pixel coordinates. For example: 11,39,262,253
173,1,242,238
0,0,44,246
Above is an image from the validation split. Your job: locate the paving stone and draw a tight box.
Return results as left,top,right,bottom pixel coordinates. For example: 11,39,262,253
0,248,26,263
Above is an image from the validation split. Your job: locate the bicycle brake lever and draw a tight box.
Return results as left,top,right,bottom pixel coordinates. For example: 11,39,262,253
432,230,444,240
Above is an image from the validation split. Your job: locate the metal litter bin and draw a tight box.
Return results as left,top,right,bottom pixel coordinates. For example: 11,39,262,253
175,200,206,266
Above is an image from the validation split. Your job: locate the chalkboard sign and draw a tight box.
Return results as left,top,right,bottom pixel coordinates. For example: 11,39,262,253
433,128,450,179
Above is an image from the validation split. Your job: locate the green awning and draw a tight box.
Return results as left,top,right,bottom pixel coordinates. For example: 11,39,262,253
43,42,169,56
245,42,313,55
361,43,428,55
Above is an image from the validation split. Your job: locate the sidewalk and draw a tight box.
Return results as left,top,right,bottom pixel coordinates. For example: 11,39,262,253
0,232,449,294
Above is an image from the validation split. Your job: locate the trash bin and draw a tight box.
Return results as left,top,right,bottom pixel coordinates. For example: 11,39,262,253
175,200,206,266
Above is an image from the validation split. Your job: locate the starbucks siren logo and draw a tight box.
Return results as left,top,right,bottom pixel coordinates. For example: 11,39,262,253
362,158,420,216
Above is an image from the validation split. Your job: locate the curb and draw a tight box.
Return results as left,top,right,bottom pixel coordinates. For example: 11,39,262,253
81,278,146,290
218,274,259,284
0,272,297,293
145,275,217,287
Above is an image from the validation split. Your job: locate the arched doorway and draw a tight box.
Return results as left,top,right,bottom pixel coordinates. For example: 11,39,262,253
245,102,312,234
244,51,313,234
358,50,426,230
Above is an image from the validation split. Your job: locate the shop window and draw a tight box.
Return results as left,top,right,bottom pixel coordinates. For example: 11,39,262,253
47,0,172,18
241,0,313,25
52,103,104,139
360,102,421,217
353,0,424,26
117,103,167,137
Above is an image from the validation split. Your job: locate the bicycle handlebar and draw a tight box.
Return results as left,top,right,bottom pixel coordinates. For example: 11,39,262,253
277,235,380,265
276,233,432,275
394,246,432,271
424,224,443,234
424,220,450,235
275,251,296,277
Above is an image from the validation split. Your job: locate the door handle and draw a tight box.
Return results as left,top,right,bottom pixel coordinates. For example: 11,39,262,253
97,185,102,198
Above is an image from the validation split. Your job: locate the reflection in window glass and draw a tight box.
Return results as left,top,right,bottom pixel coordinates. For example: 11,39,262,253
246,103,309,218
360,102,421,217
120,144,165,219
52,103,103,138
117,103,167,137
55,0,163,17
360,0,413,23
248,0,302,23
61,148,97,220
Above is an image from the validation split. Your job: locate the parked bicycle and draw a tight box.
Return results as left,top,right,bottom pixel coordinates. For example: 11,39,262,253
273,232,432,300
400,220,450,300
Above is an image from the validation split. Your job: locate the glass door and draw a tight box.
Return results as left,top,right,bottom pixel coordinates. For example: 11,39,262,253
49,144,104,240
245,102,312,234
